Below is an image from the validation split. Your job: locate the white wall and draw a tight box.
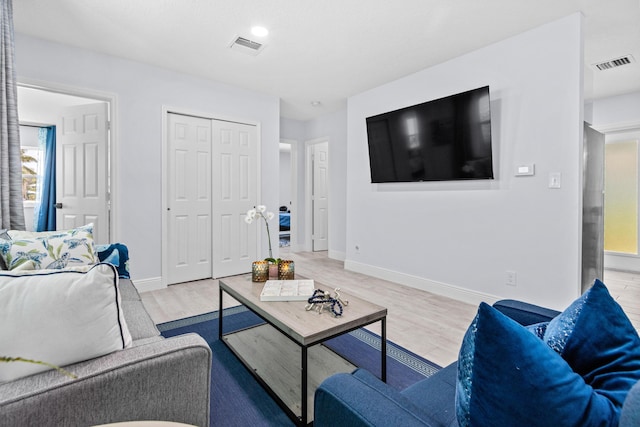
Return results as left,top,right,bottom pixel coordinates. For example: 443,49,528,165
345,14,585,310
15,34,280,285
590,91,640,131
590,91,640,272
281,108,348,259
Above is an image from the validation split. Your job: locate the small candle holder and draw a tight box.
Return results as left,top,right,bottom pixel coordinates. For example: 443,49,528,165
269,262,278,279
252,260,269,282
278,260,295,280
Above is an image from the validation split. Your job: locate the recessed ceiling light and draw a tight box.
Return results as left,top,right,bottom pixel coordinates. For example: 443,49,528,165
310,101,322,107
251,26,269,37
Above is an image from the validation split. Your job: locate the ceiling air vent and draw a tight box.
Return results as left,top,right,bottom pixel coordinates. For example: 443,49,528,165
229,36,265,56
593,55,635,71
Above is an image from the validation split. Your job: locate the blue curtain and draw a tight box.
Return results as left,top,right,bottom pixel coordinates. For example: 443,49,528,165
34,126,56,231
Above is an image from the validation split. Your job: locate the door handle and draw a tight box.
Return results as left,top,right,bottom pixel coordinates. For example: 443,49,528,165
55,203,63,209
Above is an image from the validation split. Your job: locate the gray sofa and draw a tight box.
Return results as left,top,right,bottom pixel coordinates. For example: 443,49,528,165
0,278,212,427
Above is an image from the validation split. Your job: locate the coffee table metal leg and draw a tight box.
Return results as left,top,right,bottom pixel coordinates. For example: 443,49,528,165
218,287,223,340
301,345,308,426
381,317,387,382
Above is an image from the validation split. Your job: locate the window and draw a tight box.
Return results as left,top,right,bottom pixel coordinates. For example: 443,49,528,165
21,147,42,201
19,125,45,204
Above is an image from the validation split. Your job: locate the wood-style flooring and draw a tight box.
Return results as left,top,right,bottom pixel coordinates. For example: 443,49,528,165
141,250,640,368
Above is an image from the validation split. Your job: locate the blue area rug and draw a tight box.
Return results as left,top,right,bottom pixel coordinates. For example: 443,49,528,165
158,306,440,426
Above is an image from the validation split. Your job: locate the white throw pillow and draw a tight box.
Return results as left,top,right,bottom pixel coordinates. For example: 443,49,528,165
0,263,133,383
0,224,96,270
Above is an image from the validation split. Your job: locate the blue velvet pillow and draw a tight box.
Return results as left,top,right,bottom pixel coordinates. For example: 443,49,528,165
96,243,130,279
543,279,640,409
456,302,629,427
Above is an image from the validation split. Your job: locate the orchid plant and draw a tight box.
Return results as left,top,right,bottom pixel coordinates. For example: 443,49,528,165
1,356,77,379
245,205,276,262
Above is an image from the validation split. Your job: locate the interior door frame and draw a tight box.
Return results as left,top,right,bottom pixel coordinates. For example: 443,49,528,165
304,137,329,252
161,106,262,287
17,78,117,243
280,138,299,252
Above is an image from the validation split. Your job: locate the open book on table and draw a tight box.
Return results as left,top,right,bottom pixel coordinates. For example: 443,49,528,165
260,279,315,302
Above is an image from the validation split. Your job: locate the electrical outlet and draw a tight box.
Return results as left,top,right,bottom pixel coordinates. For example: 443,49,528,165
506,270,517,286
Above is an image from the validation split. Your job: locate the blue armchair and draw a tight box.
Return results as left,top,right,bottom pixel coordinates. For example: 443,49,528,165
314,299,640,426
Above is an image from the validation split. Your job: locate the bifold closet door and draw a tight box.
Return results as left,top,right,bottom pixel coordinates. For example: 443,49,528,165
166,113,212,285
211,120,258,278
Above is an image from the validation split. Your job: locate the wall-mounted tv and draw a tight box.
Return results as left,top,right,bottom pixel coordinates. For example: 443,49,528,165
365,86,493,183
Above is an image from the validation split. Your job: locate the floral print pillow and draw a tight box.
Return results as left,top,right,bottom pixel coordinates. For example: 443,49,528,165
0,224,96,271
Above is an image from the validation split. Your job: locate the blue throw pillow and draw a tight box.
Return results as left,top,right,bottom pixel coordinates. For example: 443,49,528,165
543,279,640,409
525,321,548,338
456,302,629,427
96,243,130,279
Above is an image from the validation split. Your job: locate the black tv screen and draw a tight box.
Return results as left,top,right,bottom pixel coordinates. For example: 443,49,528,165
365,86,493,183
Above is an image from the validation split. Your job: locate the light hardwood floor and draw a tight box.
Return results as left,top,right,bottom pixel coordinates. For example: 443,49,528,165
141,250,640,368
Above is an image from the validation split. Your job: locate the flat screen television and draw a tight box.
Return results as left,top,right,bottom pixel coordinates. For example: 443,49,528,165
365,86,493,183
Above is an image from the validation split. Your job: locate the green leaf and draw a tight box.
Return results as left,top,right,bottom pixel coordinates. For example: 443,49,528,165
0,356,77,379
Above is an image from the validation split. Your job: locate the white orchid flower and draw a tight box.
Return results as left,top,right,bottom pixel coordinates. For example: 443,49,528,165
246,204,274,259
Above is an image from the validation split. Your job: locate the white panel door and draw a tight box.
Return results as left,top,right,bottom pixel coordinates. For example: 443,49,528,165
57,103,109,244
167,114,212,284
212,120,258,278
312,141,329,251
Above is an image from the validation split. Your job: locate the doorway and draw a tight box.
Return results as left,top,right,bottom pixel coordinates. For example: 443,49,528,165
16,84,114,243
279,139,298,253
602,127,640,272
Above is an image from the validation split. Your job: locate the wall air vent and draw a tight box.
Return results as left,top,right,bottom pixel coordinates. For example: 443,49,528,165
229,36,265,56
593,55,635,71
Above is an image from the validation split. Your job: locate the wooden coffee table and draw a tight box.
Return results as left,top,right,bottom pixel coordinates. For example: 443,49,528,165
218,274,387,426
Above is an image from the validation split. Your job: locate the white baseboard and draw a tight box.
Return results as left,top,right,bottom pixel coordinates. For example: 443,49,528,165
133,277,165,293
604,253,640,273
344,259,501,307
329,249,346,262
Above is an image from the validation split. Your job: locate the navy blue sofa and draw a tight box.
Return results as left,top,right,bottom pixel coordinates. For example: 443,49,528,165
314,299,640,427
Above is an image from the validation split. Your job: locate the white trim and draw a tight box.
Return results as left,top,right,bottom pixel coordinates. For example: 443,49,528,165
344,259,501,307
605,252,640,271
134,277,165,293
161,108,170,288
593,120,640,134
16,78,118,243
161,105,262,286
304,137,329,252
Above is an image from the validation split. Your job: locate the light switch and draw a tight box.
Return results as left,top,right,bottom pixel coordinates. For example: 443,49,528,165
549,172,561,189
515,164,535,176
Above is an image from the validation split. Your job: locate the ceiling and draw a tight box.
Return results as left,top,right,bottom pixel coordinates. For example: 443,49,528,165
12,0,640,121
